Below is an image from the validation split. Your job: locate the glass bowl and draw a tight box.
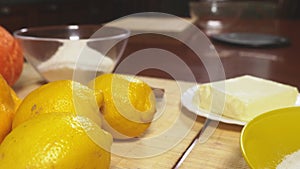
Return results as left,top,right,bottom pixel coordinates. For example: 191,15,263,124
14,25,130,84
189,1,278,34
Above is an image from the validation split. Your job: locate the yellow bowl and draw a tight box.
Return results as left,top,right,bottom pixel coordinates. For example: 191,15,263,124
240,106,300,169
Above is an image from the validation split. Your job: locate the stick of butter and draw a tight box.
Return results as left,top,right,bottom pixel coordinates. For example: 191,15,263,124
199,75,299,122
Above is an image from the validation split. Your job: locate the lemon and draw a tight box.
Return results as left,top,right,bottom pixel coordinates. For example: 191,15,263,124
12,80,103,129
0,74,21,143
89,73,156,139
0,113,112,169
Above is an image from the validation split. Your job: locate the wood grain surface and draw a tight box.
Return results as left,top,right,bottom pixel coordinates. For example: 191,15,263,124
13,63,250,168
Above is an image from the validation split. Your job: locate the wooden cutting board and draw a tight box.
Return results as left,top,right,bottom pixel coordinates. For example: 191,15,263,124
13,63,204,168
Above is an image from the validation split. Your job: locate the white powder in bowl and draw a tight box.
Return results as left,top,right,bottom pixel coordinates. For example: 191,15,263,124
37,40,114,82
38,40,114,72
276,149,300,169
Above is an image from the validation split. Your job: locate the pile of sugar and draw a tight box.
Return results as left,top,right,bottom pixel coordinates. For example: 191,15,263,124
276,149,300,169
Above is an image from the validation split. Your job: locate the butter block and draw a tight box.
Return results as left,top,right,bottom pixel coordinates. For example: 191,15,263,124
199,75,299,122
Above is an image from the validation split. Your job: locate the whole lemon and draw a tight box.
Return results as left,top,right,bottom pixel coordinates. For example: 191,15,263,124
0,113,112,169
0,74,21,143
89,73,156,139
12,80,103,129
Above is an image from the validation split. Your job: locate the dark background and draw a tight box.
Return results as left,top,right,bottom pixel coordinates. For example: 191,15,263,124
0,0,190,32
0,0,299,33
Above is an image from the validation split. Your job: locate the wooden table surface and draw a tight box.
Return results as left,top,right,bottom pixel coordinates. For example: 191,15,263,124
121,19,300,89
13,18,300,169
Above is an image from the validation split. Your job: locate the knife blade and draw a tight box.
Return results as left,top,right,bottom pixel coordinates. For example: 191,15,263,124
172,118,217,169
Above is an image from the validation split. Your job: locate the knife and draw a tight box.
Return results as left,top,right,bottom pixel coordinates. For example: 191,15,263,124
172,118,218,169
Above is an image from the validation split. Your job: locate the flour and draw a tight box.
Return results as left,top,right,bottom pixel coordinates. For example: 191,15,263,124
37,40,114,82
38,40,114,72
276,149,300,169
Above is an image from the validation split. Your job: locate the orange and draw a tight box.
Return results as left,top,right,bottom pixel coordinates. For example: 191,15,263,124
0,26,23,86
0,74,21,143
89,73,156,139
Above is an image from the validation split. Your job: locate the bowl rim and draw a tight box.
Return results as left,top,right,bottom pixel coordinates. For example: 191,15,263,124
240,106,300,168
13,24,130,42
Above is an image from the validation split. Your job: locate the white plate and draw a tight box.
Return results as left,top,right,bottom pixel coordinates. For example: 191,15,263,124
181,85,300,126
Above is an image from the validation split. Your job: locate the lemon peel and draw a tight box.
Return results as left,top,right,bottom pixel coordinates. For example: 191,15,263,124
89,73,156,139
0,113,112,169
0,74,21,143
12,80,103,129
